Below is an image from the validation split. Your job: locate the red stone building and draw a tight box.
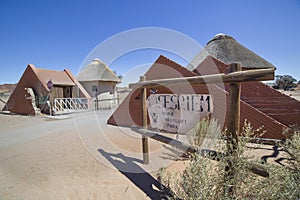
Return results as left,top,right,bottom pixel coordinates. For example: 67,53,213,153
3,64,90,115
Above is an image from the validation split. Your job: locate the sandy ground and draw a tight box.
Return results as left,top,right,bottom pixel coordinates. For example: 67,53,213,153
0,110,189,200
0,110,288,200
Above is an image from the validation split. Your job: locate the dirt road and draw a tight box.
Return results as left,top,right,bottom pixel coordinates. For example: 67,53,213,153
0,111,184,200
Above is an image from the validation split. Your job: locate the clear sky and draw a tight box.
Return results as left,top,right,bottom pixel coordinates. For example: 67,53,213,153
0,0,299,85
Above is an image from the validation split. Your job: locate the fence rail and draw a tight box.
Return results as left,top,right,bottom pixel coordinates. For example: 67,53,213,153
129,68,274,89
135,128,270,177
94,97,119,110
53,98,89,114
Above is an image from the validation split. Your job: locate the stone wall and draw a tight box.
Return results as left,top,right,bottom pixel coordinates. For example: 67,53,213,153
0,93,10,111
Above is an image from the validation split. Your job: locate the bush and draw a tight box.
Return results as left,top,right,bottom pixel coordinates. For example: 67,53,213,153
157,121,300,200
273,75,298,91
186,118,222,149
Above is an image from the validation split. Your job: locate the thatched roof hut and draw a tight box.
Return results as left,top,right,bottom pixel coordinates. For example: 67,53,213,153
78,59,121,83
77,59,121,97
188,34,276,70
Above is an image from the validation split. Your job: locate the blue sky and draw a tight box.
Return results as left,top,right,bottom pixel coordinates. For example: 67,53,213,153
0,0,300,85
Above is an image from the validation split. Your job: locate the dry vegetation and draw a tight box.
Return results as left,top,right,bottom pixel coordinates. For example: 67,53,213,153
158,120,300,200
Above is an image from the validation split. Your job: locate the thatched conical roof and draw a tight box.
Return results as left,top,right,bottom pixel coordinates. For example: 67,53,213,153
78,59,121,82
188,34,276,70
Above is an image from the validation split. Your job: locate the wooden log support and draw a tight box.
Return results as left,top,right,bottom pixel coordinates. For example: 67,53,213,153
129,68,274,89
247,137,284,146
135,128,269,177
140,76,149,164
138,128,198,153
227,63,242,154
225,63,242,195
130,63,275,177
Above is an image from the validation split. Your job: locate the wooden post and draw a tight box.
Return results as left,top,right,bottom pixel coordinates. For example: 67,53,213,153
96,95,99,110
227,62,241,151
140,76,149,164
49,92,52,116
225,62,242,195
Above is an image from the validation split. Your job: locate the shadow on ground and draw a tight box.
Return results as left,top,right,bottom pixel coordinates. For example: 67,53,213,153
98,149,174,200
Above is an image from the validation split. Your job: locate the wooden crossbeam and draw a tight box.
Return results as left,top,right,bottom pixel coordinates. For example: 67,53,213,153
135,128,269,177
129,68,274,89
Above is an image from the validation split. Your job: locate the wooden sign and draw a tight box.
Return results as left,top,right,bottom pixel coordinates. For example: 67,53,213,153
147,94,213,133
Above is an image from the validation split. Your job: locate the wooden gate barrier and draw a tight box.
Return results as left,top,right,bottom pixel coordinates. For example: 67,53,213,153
129,63,275,177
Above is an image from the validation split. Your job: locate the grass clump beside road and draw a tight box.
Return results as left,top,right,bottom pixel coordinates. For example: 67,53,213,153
157,120,300,200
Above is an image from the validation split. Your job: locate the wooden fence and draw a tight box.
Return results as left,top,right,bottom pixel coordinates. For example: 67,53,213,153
53,98,89,114
94,97,119,110
129,63,275,192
